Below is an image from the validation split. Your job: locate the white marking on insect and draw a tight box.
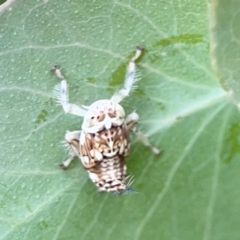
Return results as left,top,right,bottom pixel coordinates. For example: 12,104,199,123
51,47,160,194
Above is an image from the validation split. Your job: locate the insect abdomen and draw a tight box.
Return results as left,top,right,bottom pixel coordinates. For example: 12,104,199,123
80,125,130,194
87,155,127,193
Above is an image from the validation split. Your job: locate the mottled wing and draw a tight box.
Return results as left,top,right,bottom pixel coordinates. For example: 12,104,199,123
79,124,130,168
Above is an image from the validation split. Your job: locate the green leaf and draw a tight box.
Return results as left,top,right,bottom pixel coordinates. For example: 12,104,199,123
211,0,240,107
0,0,239,239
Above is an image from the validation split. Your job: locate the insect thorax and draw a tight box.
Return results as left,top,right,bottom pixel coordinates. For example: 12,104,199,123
81,99,125,133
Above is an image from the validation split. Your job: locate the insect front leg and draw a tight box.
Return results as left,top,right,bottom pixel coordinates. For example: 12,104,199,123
126,112,160,155
60,130,81,169
51,65,89,116
111,46,143,103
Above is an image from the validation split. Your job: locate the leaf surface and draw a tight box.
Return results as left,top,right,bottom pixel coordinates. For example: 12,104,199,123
0,1,239,240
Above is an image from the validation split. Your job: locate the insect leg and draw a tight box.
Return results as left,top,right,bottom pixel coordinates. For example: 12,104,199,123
111,46,143,103
133,129,160,155
51,65,89,116
60,130,81,169
125,111,139,131
126,112,160,155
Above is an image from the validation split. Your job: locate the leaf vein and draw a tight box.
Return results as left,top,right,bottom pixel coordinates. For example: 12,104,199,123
0,179,79,240
203,105,232,240
134,100,227,240
114,0,214,80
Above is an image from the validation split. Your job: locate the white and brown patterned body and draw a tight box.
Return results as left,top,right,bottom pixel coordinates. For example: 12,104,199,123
79,100,131,193
52,47,160,194
81,126,129,193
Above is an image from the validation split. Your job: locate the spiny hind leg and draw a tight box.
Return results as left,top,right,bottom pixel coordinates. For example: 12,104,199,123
111,46,143,103
51,65,88,116
60,130,81,169
126,112,160,155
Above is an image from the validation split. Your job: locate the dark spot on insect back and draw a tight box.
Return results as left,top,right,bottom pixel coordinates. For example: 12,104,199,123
109,112,116,118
